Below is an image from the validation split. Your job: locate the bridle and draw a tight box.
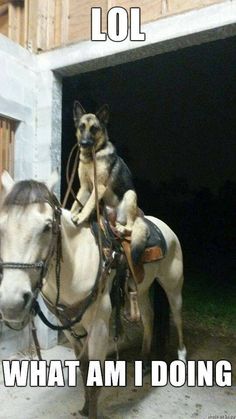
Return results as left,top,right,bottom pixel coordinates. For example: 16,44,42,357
0,190,108,335
0,146,122,359
0,194,62,322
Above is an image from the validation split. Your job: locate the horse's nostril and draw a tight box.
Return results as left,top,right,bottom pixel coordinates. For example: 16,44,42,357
23,292,32,308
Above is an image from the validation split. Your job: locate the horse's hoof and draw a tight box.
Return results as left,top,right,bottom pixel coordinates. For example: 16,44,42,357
143,360,151,375
178,345,187,363
79,407,89,417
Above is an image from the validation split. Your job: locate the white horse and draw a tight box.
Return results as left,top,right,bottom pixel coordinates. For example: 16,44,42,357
0,171,186,418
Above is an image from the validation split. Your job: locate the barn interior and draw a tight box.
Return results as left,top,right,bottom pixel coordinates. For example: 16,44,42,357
62,35,236,299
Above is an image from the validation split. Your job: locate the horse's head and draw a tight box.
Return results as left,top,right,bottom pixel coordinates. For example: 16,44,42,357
0,171,59,329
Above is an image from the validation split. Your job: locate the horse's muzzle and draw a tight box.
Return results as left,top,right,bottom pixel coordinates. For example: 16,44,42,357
3,316,30,331
0,290,33,325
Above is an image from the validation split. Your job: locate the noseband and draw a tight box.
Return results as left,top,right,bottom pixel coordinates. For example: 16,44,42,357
0,195,62,302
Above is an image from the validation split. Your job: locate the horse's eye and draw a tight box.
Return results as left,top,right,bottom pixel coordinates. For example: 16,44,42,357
43,223,52,233
79,123,85,132
90,125,99,135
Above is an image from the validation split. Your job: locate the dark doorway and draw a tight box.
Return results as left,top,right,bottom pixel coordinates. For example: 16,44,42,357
62,36,236,288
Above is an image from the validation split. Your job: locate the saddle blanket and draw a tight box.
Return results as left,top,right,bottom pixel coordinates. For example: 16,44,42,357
92,214,167,284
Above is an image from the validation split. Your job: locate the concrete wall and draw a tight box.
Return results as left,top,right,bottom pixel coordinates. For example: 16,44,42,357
0,35,36,180
0,34,59,357
0,34,62,184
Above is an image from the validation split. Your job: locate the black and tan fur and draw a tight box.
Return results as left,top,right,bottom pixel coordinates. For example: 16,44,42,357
71,102,149,263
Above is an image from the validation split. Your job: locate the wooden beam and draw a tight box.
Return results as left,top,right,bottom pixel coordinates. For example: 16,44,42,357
0,4,8,16
68,0,108,44
107,0,162,25
0,117,15,180
23,0,29,47
27,0,38,51
0,4,8,36
8,1,23,44
162,0,169,14
37,0,48,51
54,0,62,47
168,0,223,14
47,0,55,50
61,0,69,45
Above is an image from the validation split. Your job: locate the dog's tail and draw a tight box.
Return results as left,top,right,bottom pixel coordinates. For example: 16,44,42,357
131,217,149,264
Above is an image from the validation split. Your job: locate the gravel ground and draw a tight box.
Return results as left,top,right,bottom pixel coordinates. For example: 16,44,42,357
0,344,235,419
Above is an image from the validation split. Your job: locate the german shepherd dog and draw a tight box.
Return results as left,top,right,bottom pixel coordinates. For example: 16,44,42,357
71,102,149,264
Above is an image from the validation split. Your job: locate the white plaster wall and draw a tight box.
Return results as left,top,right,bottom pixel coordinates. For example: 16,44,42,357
34,69,62,192
0,35,62,183
0,35,59,357
0,35,37,180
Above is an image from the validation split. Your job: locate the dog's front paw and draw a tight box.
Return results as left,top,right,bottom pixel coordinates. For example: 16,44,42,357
71,213,79,225
71,212,88,226
115,223,131,236
71,213,82,225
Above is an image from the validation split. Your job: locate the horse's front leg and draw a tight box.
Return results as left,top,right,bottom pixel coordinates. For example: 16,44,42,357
78,349,104,419
84,293,111,419
79,353,90,417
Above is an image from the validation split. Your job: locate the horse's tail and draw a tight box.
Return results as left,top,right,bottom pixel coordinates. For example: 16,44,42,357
151,280,170,360
130,217,149,264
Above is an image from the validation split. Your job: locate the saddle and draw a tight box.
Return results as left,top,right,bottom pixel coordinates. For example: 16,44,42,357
91,209,167,322
91,209,167,284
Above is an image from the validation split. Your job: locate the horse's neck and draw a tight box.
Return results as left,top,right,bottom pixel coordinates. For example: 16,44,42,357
43,209,99,305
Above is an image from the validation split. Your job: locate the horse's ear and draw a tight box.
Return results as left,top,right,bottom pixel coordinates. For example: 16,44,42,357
96,104,109,125
1,170,15,194
46,171,59,192
73,101,86,127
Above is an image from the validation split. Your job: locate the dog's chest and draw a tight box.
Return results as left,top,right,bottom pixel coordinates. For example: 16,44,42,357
79,162,94,187
79,159,120,205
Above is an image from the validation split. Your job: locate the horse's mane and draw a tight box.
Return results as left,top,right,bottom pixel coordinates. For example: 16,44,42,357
3,180,53,207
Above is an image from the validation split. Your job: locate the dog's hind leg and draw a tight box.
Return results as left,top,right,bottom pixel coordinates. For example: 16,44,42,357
116,190,137,234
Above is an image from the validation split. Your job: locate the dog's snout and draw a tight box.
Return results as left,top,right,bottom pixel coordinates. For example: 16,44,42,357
80,138,94,148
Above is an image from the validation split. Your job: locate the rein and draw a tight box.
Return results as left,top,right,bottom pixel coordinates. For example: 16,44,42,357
62,143,82,209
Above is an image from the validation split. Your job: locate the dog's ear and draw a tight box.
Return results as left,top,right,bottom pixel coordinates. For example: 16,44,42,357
73,101,86,126
96,104,109,125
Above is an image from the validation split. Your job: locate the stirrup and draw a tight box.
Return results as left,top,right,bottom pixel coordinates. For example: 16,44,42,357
125,291,141,322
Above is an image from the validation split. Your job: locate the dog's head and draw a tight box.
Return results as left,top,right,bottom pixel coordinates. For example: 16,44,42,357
73,102,109,151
